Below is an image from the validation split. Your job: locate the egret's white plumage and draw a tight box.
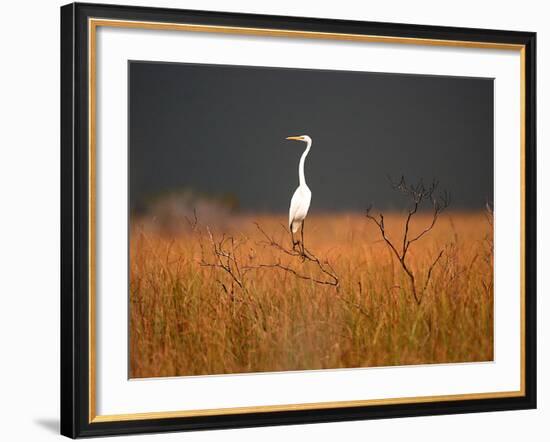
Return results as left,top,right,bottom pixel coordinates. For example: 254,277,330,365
289,186,311,233
286,135,312,240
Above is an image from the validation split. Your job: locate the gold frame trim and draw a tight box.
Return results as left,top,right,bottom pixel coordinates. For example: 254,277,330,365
88,18,527,424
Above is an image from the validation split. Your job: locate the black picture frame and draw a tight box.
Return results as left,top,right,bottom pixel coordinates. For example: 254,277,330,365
61,2,536,438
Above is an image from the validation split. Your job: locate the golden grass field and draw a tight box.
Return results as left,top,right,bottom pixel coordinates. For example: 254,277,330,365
129,211,493,378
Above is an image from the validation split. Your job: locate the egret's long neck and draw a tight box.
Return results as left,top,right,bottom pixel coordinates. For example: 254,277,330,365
298,139,312,187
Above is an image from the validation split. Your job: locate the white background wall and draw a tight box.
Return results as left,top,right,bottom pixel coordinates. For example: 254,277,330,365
0,0,546,440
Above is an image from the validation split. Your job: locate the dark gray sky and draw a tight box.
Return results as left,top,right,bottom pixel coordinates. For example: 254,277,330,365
129,61,493,213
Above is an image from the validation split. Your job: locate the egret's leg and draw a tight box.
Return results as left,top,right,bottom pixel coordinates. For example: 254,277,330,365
291,226,298,250
300,221,305,255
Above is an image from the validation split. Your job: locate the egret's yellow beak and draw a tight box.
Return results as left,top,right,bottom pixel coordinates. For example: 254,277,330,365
286,136,302,141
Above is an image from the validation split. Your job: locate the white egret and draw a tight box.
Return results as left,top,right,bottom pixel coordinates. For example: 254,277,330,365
285,135,312,253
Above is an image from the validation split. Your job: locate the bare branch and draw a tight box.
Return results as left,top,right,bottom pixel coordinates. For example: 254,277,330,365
365,209,401,262
244,260,338,287
422,249,444,293
199,226,245,289
254,222,301,258
195,215,339,292
252,223,339,287
366,176,450,305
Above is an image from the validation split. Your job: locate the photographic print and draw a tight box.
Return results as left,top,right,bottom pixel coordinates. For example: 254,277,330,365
61,5,536,436
128,61,494,379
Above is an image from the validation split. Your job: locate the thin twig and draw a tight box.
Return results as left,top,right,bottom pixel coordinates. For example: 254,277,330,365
243,261,337,286
422,249,444,293
199,226,245,289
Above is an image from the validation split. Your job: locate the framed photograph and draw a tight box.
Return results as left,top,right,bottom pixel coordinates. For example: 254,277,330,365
60,2,536,438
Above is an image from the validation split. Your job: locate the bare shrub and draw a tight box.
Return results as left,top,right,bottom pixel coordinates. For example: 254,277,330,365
247,223,339,288
198,221,339,291
366,176,450,305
